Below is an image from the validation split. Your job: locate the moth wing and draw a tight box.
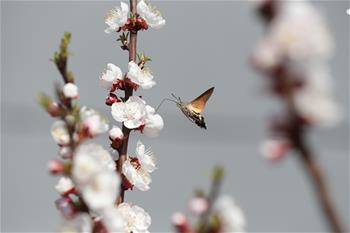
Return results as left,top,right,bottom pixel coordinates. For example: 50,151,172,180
187,87,214,113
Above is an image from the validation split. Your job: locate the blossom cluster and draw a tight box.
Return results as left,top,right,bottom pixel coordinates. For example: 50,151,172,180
251,0,341,161
172,167,246,233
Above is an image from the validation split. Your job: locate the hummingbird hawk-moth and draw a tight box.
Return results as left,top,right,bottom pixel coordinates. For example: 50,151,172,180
157,87,214,129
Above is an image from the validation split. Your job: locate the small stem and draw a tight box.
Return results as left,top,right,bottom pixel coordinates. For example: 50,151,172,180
198,167,224,233
116,0,138,205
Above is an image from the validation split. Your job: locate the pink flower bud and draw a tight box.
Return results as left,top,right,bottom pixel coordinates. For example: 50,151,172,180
47,102,61,117
188,197,208,215
55,197,76,219
260,138,291,161
109,126,124,149
109,126,124,140
172,212,192,233
105,93,119,106
48,159,65,174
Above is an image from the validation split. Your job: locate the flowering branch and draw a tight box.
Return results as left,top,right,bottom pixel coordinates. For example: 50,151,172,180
99,0,166,231
252,1,345,232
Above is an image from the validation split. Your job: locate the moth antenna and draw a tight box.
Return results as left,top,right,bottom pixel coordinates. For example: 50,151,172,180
171,93,181,102
155,98,178,112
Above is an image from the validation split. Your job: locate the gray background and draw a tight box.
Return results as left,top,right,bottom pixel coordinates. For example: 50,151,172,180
1,1,349,232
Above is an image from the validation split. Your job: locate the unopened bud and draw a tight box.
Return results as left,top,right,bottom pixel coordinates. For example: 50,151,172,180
48,159,65,174
172,212,192,233
105,93,119,106
188,197,208,215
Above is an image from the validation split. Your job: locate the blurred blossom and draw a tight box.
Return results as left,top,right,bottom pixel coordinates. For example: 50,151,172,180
122,141,156,191
251,40,280,71
80,106,109,137
213,195,246,233
81,170,120,211
72,144,115,185
137,0,166,29
105,2,129,33
100,63,123,90
127,61,156,89
62,83,79,99
188,197,208,216
48,159,65,174
294,66,341,127
60,213,92,233
51,120,70,146
117,203,151,233
59,147,73,159
55,197,76,219
267,0,334,64
259,138,290,161
55,176,74,195
100,207,126,233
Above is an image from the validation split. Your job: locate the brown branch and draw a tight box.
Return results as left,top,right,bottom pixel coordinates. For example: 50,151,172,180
116,0,138,204
277,66,345,233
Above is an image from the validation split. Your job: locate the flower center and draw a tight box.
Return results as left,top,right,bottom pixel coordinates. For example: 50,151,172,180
130,157,141,170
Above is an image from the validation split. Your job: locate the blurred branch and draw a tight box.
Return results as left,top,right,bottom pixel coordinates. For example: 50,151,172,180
279,67,345,233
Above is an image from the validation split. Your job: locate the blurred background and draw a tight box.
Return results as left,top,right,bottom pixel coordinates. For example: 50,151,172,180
1,1,348,232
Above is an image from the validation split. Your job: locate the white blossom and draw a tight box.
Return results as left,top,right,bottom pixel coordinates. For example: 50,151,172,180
62,83,79,99
109,125,124,140
122,141,156,191
72,144,115,185
80,106,109,137
122,158,151,191
135,140,156,173
100,63,123,90
143,105,164,137
137,0,166,29
81,170,120,211
105,2,129,33
100,207,126,233
117,203,151,233
55,176,74,195
60,213,92,233
127,61,156,89
51,120,70,145
111,96,146,129
213,195,246,233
